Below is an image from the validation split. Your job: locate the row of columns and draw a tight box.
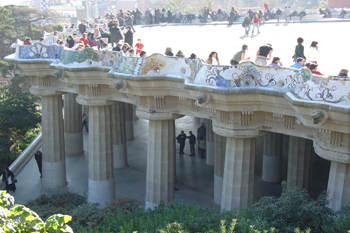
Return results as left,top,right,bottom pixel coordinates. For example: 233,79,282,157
41,94,350,211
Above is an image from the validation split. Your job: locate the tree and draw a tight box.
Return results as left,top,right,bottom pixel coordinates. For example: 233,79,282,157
0,5,58,61
0,191,73,232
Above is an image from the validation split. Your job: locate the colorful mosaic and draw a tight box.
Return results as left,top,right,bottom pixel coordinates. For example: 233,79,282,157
16,42,63,60
191,62,350,105
9,44,350,106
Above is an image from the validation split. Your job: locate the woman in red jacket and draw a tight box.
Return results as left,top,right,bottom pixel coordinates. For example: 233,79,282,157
79,33,89,45
252,14,261,35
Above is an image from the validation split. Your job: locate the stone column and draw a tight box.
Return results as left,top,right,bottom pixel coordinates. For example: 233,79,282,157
214,134,226,205
41,95,66,188
132,104,139,121
82,105,89,115
221,137,256,211
205,119,214,166
262,133,282,182
64,93,83,156
111,102,127,169
327,161,350,211
287,136,312,190
88,105,115,205
124,103,134,141
145,119,175,209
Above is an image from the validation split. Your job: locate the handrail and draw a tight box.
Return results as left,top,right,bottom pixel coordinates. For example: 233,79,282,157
0,132,42,189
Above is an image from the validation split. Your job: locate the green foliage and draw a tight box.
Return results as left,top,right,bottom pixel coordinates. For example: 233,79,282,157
0,59,9,78
250,181,335,233
0,75,41,168
323,205,350,233
0,190,73,233
52,24,63,32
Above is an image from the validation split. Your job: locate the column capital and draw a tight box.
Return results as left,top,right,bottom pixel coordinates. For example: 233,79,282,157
213,121,268,138
76,95,114,107
29,87,65,96
136,109,183,121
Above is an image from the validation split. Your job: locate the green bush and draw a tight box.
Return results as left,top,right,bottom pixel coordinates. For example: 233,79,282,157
250,181,335,233
0,190,73,232
52,24,63,32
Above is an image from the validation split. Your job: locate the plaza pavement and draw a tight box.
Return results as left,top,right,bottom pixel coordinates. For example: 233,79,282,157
10,116,290,209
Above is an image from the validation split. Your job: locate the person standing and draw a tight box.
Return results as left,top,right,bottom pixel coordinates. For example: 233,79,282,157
251,14,261,35
82,113,88,133
230,44,250,65
145,8,151,25
198,135,206,159
203,7,209,23
35,151,42,178
242,13,251,35
284,7,290,23
308,41,319,64
276,8,282,25
294,37,306,62
124,27,133,47
176,130,187,155
78,20,86,34
108,18,118,47
255,43,273,66
187,131,196,156
2,168,16,193
167,9,173,23
217,8,222,22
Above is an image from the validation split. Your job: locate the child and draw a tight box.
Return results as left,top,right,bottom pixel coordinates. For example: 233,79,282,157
135,39,144,56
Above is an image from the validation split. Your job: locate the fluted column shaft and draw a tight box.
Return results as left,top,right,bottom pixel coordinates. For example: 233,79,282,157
287,136,312,190
327,161,350,211
145,119,175,209
124,103,134,141
111,102,127,169
64,93,83,156
262,133,282,182
88,105,115,205
221,137,255,211
205,119,214,166
41,95,66,188
214,134,226,205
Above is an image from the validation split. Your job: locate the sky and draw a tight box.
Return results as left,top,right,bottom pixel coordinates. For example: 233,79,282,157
0,0,27,6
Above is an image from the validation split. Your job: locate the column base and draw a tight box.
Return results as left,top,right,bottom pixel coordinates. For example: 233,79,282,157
125,120,134,141
113,144,127,169
42,160,67,189
214,175,223,205
145,201,159,209
88,179,115,206
64,132,83,156
262,154,281,182
206,141,214,166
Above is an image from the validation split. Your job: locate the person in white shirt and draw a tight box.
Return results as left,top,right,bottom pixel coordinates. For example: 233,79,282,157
308,41,320,64
206,51,220,65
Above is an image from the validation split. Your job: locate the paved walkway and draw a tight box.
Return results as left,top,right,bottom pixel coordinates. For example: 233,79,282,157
10,116,329,209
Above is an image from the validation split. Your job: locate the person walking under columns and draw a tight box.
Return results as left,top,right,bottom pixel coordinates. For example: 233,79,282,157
82,113,88,133
176,130,187,155
187,131,196,156
198,135,206,159
35,151,42,178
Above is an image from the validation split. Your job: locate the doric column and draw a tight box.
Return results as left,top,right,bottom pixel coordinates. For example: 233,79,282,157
111,102,127,169
287,136,312,190
327,161,350,211
145,119,176,209
124,103,134,141
88,105,115,205
221,137,256,211
262,133,282,182
82,105,89,116
64,93,83,156
205,119,214,166
214,134,226,205
41,94,66,188
133,104,139,120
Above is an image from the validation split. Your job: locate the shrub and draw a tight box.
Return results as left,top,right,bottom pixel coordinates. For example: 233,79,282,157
250,181,335,233
0,190,73,232
52,24,63,32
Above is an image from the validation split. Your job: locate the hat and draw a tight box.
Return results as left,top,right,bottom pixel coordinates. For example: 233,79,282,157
267,43,272,47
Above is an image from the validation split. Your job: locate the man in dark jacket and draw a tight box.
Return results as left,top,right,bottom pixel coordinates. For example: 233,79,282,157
187,131,196,156
35,151,42,178
78,20,86,34
176,131,187,154
124,27,133,47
